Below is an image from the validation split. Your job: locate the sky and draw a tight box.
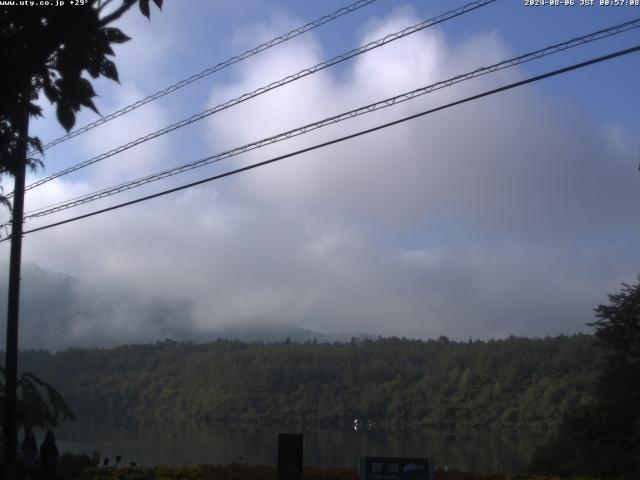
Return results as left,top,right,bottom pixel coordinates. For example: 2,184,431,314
1,0,640,350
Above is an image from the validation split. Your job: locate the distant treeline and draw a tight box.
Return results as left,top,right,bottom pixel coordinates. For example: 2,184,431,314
15,335,598,431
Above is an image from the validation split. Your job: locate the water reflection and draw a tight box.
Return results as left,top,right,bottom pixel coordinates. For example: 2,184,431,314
56,417,549,473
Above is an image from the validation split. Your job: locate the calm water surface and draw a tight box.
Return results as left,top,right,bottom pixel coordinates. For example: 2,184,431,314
54,417,549,473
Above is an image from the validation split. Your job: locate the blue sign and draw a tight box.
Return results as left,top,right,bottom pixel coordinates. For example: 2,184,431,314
360,457,434,480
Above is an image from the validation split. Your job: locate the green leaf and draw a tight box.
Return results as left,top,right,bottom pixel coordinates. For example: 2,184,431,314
42,75,59,102
27,136,43,155
104,27,130,44
139,0,150,18
56,102,75,131
80,96,100,115
28,103,43,118
86,54,102,78
77,77,97,99
100,59,119,82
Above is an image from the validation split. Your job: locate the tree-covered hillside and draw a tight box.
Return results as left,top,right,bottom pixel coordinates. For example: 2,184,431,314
15,335,598,431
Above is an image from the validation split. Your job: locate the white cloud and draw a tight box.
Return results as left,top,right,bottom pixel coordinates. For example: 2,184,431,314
5,8,640,349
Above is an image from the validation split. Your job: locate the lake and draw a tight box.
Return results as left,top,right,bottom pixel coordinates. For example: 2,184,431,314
54,417,550,473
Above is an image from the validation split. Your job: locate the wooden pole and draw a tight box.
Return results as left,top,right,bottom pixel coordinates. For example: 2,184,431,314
3,96,29,480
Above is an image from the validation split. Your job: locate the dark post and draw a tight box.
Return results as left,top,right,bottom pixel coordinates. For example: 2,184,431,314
278,433,303,480
3,98,29,480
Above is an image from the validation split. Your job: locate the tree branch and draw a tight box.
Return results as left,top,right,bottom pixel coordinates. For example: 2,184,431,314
98,0,117,13
98,0,137,26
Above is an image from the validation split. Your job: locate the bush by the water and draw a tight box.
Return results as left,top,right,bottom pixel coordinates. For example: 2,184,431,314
72,463,598,480
59,453,96,479
0,452,94,480
529,279,640,479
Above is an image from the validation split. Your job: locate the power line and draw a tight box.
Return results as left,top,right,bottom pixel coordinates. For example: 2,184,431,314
22,17,640,220
12,0,496,198
4,43,637,242
35,0,382,153
22,0,495,194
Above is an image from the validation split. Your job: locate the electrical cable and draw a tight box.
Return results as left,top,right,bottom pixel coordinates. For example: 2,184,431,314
11,0,496,198
35,0,383,152
22,17,640,220
3,43,637,242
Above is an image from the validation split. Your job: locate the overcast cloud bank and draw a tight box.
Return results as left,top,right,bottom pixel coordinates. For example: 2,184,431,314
1,7,638,350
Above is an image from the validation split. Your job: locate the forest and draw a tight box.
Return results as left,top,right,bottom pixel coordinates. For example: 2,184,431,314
15,334,598,432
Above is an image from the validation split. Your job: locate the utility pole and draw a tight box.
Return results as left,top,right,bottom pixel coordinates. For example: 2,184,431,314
3,95,29,480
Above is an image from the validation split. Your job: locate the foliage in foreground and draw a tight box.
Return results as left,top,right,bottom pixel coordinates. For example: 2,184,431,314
0,0,163,211
531,279,640,479
71,464,598,480
0,366,74,430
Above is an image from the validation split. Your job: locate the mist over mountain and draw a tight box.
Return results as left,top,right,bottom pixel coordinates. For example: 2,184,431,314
0,262,375,350
0,262,199,350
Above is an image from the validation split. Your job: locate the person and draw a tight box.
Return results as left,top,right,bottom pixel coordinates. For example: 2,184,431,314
39,430,60,480
114,455,122,467
20,427,38,479
20,427,38,468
